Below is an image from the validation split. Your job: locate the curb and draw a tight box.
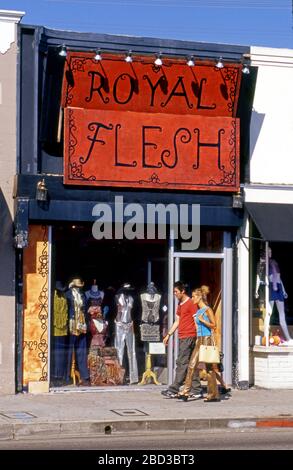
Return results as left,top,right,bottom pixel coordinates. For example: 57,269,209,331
1,416,293,441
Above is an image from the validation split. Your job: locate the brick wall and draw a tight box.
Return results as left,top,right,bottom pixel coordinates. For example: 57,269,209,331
253,346,293,389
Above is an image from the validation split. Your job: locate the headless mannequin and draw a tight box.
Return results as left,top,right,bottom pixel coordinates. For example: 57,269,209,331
89,301,108,348
85,279,104,304
141,282,161,324
256,248,292,344
114,283,138,384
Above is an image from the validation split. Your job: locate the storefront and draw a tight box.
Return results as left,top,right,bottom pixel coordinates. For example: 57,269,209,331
13,25,252,392
245,46,293,389
246,186,293,388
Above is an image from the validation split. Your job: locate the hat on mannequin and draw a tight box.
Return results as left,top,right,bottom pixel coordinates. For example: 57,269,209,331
117,282,134,294
69,278,84,288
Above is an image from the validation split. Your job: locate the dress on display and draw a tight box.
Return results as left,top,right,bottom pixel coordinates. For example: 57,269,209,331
87,296,125,386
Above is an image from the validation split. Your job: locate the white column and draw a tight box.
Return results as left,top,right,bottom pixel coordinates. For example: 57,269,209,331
223,233,233,385
237,214,250,386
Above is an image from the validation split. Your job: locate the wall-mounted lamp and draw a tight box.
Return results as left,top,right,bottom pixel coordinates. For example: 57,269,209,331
125,51,133,63
14,231,29,249
232,192,244,209
187,56,195,67
94,49,102,61
242,63,250,75
59,44,67,57
36,179,48,202
215,57,224,69
154,53,163,67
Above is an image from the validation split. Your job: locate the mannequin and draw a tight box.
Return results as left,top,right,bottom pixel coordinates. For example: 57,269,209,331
255,248,293,345
114,283,138,384
88,296,124,386
88,300,109,348
85,279,104,305
66,278,90,385
141,282,161,323
255,249,266,309
52,281,68,385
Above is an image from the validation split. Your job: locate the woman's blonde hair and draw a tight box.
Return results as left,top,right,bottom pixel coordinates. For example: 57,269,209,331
192,285,210,303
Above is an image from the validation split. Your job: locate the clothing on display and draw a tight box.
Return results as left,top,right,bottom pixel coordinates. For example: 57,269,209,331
140,282,161,342
141,282,161,323
52,282,69,382
268,249,292,343
85,279,104,305
256,248,293,344
88,346,125,386
255,250,266,306
89,302,108,348
66,278,90,382
114,284,138,384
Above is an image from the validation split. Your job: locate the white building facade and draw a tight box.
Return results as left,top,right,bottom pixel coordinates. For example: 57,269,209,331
239,46,293,389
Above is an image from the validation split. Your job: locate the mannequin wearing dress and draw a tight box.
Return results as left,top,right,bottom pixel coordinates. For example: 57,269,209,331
256,248,293,344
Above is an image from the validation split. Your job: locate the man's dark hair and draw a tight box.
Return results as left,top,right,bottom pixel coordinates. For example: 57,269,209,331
174,281,187,292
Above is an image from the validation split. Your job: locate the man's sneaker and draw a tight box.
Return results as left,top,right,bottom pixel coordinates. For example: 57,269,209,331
189,392,203,399
161,389,178,398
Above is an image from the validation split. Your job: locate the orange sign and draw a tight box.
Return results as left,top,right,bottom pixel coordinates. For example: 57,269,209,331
64,107,239,191
62,52,242,117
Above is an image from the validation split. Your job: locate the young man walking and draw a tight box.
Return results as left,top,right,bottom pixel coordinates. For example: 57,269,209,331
161,281,202,399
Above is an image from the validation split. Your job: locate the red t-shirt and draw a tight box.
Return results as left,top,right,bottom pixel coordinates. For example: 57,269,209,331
176,297,198,339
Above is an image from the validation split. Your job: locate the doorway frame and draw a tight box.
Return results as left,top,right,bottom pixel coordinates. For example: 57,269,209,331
167,231,233,385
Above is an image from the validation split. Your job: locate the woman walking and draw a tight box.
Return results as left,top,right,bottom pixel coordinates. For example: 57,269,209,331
178,285,220,402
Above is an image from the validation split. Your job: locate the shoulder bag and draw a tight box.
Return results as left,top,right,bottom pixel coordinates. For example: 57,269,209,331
198,310,220,363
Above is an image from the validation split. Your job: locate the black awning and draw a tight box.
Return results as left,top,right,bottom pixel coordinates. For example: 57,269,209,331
246,202,293,242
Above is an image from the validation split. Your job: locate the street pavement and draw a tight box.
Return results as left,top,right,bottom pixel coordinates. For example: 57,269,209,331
0,385,293,441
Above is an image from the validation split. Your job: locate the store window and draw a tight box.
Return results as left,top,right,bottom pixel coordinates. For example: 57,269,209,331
251,231,293,347
50,224,169,388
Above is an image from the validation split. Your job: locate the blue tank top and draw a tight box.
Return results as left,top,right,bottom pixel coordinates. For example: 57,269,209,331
195,306,211,337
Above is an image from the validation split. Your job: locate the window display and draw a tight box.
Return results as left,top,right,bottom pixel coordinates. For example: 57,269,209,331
254,245,293,346
50,226,224,389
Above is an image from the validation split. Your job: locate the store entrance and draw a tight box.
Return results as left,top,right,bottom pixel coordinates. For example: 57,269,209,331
50,224,169,388
167,248,230,385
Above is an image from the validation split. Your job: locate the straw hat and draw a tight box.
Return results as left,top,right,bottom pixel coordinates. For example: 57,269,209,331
69,278,84,288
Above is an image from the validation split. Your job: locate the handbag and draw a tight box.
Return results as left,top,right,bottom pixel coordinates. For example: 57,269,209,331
197,310,220,363
198,343,220,363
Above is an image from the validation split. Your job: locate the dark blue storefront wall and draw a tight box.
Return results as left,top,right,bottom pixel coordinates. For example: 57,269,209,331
28,200,242,227
15,175,243,227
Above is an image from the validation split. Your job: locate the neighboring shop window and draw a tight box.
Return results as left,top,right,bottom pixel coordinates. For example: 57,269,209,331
251,234,293,346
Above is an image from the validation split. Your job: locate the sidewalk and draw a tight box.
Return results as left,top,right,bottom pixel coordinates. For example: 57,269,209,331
0,386,293,440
